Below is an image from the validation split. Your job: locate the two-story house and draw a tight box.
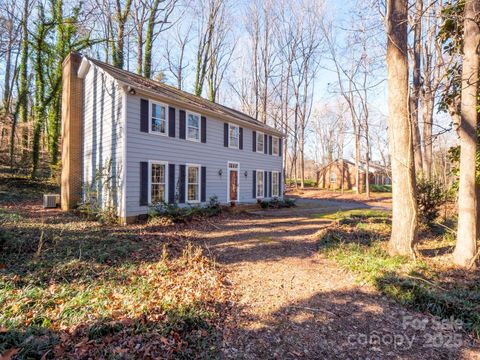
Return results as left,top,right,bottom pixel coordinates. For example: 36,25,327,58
60,53,284,223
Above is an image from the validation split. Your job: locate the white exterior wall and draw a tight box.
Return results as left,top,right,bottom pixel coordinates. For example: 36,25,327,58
82,66,125,217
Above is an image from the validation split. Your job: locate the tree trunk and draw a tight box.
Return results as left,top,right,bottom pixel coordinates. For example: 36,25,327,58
19,0,29,161
422,96,434,179
386,0,418,256
144,0,160,78
453,0,479,267
411,0,423,176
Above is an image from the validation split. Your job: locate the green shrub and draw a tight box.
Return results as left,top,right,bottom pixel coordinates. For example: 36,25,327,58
258,197,296,209
371,184,392,192
416,179,446,225
149,195,222,223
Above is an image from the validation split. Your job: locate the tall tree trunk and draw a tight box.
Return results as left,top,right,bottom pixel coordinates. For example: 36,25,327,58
19,0,30,161
411,0,423,176
143,0,160,78
386,0,418,256
422,97,434,179
136,31,143,75
113,0,133,69
453,0,479,267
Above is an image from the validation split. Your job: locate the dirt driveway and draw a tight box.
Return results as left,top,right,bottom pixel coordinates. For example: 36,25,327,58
198,198,479,359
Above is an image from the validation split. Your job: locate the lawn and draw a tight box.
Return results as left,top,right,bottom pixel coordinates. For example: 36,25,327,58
317,209,480,339
0,175,228,359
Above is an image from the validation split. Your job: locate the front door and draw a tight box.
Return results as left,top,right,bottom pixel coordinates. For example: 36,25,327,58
228,162,239,202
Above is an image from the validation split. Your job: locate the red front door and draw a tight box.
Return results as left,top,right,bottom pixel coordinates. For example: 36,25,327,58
229,170,238,201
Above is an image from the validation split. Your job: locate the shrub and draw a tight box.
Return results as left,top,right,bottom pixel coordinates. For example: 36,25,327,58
416,179,446,225
371,184,392,192
149,195,222,223
258,197,296,209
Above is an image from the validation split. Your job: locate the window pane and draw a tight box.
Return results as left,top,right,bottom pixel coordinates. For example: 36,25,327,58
152,164,165,184
229,125,239,147
188,167,198,183
152,184,165,202
160,106,165,119
160,118,166,133
188,184,198,201
188,114,199,128
257,133,264,152
188,127,199,140
257,172,264,197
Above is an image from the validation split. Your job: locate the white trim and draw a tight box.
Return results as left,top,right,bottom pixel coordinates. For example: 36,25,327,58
186,111,201,142
228,123,240,149
148,100,169,136
256,169,264,198
272,171,279,197
148,160,169,204
256,131,265,153
272,136,279,156
121,89,128,222
227,161,240,203
185,163,201,203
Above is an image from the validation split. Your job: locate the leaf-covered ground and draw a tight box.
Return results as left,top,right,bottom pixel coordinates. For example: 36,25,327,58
0,175,229,359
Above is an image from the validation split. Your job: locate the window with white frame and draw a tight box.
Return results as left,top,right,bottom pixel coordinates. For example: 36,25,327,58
150,162,167,203
187,165,200,202
256,170,264,198
151,102,167,134
272,137,279,155
256,132,264,152
229,124,239,148
187,112,200,141
330,172,337,183
272,171,279,197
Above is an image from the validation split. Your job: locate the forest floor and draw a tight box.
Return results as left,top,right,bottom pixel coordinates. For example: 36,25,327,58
1,174,479,359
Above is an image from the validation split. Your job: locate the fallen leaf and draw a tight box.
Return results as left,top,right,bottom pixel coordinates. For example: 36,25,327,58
0,348,19,360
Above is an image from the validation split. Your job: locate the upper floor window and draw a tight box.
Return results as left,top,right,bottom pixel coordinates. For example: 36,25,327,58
187,112,200,141
229,124,239,149
273,137,279,155
256,132,264,153
150,161,167,203
187,164,200,202
150,102,167,135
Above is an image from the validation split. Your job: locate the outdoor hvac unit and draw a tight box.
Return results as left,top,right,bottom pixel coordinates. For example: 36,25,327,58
43,194,60,208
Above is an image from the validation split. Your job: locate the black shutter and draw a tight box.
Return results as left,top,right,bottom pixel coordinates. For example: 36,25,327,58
201,116,207,143
264,134,268,154
279,137,283,156
252,131,256,152
179,110,186,139
278,172,282,197
252,170,256,198
264,171,268,197
168,164,175,203
140,99,149,132
179,165,186,203
224,123,229,147
269,171,272,197
201,166,206,202
239,127,243,149
269,136,273,155
140,161,149,205
168,107,176,137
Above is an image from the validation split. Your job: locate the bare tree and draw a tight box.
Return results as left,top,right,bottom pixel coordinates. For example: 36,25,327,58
452,0,479,267
386,0,418,256
165,23,193,90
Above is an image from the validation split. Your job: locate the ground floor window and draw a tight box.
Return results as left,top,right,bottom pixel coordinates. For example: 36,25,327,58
187,164,200,202
272,171,279,197
150,162,167,203
256,170,264,198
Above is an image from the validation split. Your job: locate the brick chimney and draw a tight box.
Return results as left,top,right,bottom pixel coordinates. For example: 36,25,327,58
61,52,83,210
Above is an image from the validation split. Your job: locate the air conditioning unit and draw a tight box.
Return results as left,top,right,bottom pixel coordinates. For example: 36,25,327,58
43,194,60,208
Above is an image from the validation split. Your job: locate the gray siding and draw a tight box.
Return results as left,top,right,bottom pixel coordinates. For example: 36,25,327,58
82,66,125,217
125,93,283,216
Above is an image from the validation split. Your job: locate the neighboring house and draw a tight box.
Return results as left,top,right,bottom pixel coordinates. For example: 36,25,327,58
60,53,284,223
316,159,390,191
